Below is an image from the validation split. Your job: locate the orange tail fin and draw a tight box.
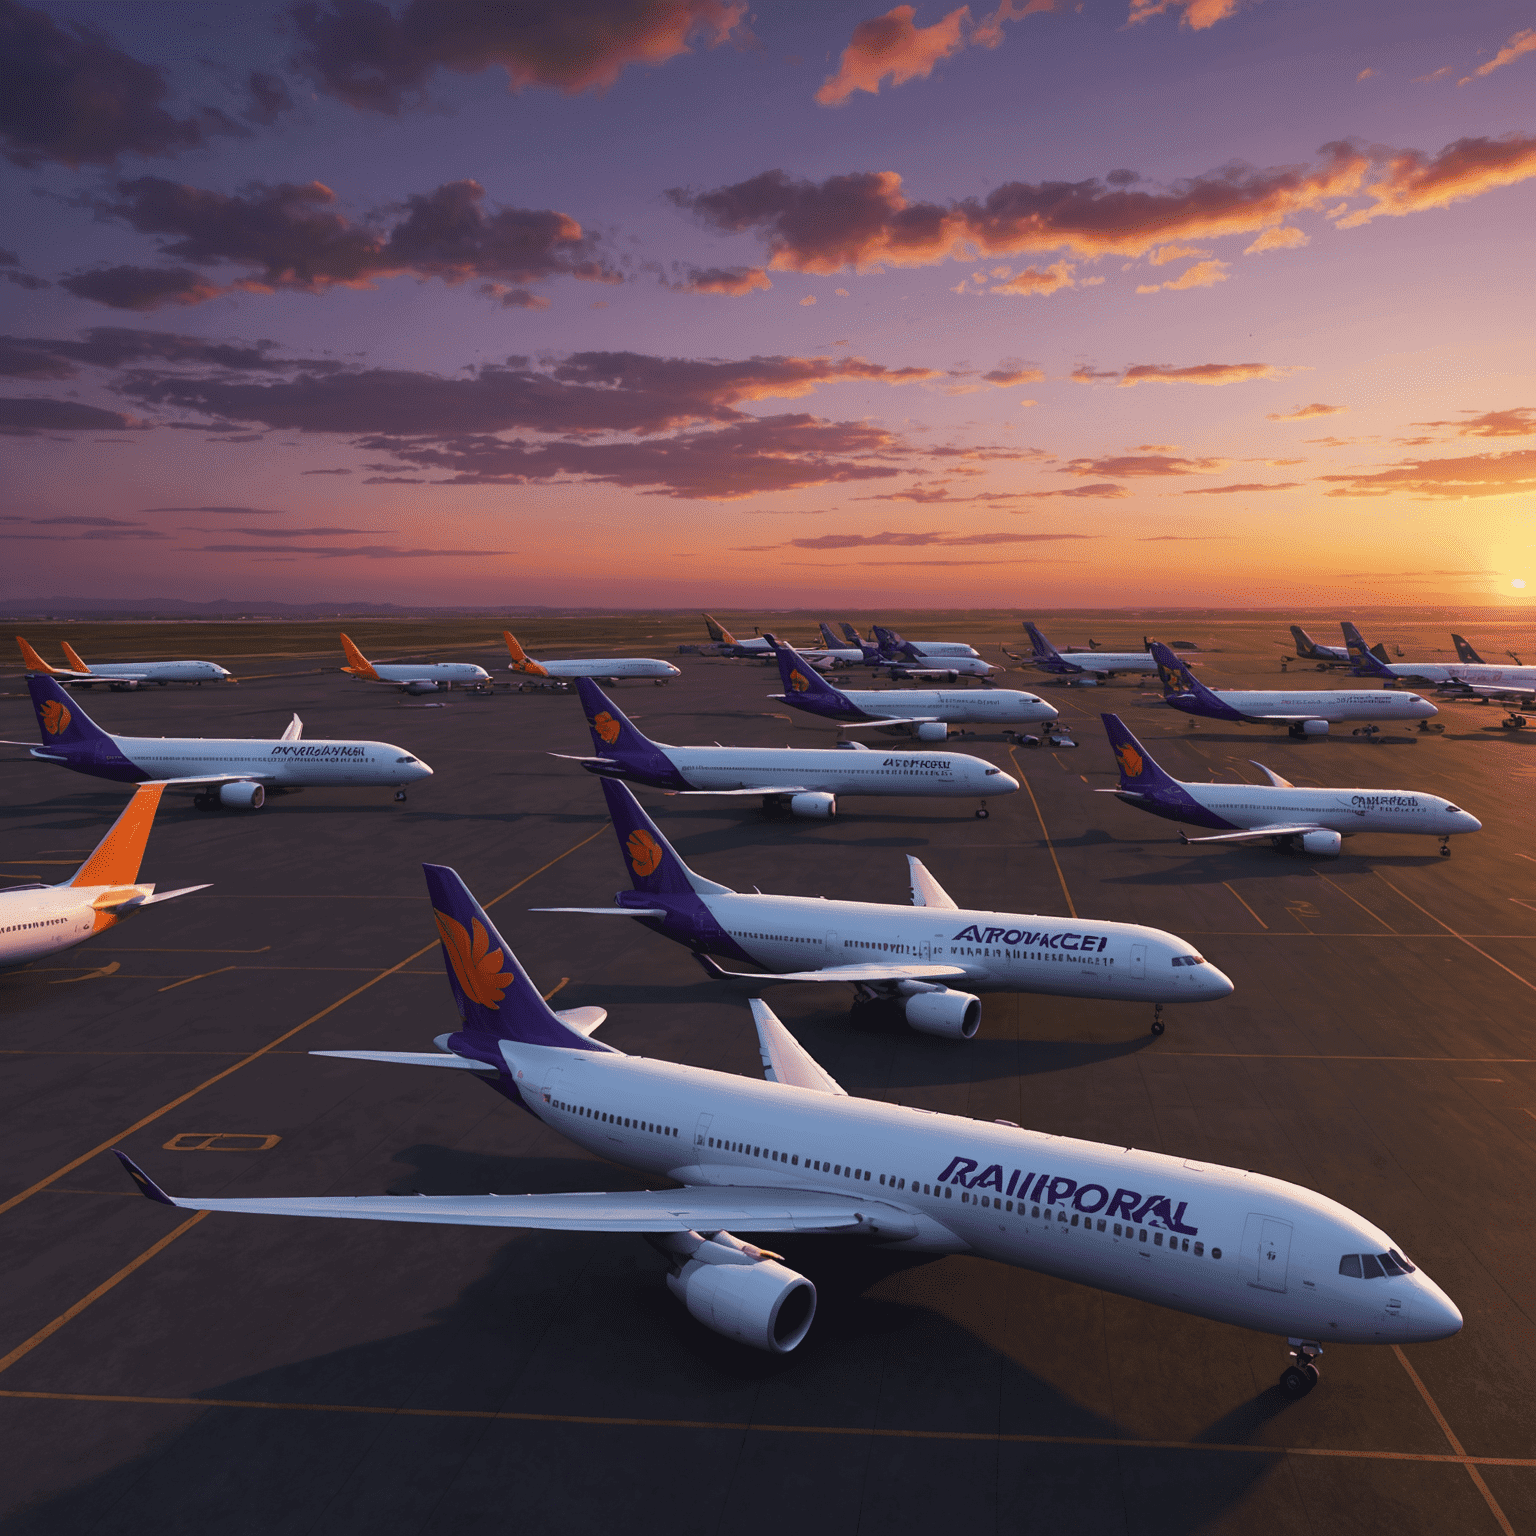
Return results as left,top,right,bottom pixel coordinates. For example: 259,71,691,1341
503,632,548,676
61,640,90,671
339,632,380,679
70,783,166,887
16,636,60,674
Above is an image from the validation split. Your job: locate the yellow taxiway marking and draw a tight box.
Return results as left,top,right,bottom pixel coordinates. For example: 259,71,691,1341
543,977,570,1003
158,966,237,993
0,827,608,1221
49,962,120,985
1220,883,1268,930
1373,872,1536,998
1394,1345,1516,1535
0,1388,1532,1471
1008,746,1076,918
1313,870,1397,932
0,1214,209,1378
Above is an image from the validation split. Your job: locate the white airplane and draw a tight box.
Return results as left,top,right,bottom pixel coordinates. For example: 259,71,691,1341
1,781,207,970
340,633,491,694
870,625,982,661
536,777,1232,1037
1343,624,1536,723
695,616,856,671
17,636,232,688
113,862,1461,1393
503,632,680,685
556,678,1019,819
767,637,1055,742
1011,623,1159,681
1288,626,1352,668
1097,714,1480,857
1150,643,1436,738
7,675,433,809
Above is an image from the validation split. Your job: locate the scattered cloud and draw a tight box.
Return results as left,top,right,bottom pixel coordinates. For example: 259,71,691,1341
982,366,1045,385
1120,362,1283,386
243,69,295,125
799,293,817,305
0,397,136,435
1412,407,1535,438
1336,133,1536,228
1414,66,1453,84
1180,481,1301,493
735,528,1092,552
1303,435,1365,447
189,543,509,558
0,326,338,374
0,512,168,540
1020,482,1129,498
301,466,353,475
666,265,771,295
1458,28,1536,86
1060,454,1227,476
1244,224,1309,254
1317,449,1536,499
1126,0,1243,30
59,265,226,312
288,0,749,111
1070,364,1119,383
1147,243,1209,266
1356,67,1375,83
817,6,968,106
989,261,1076,296
1136,257,1229,293
1268,401,1343,420
0,0,240,168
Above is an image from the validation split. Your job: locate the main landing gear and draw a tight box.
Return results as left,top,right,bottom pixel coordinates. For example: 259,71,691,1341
1279,1339,1322,1398
394,790,408,802
1439,836,1452,858
975,804,990,819
1501,713,1528,731
1151,1004,1165,1037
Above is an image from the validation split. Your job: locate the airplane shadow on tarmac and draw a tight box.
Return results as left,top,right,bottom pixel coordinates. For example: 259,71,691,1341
4,1148,1298,1536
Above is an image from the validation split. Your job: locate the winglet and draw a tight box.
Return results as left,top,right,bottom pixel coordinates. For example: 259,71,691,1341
339,633,381,680
16,637,62,675
61,640,90,672
504,631,549,677
113,1150,177,1206
69,782,168,887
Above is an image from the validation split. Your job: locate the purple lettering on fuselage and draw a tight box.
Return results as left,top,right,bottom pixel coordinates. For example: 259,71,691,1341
951,924,1108,953
933,1166,1198,1233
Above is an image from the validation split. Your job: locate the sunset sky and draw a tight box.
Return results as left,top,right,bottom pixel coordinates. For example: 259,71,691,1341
3,0,1534,609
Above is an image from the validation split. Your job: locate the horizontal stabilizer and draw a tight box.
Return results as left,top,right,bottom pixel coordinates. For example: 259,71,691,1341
113,1151,904,1235
137,883,213,906
554,1005,608,1035
750,999,846,1096
1179,824,1324,845
310,1049,496,1070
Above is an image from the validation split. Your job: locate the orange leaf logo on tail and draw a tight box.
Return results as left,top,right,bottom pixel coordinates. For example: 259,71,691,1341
789,669,810,692
627,829,663,877
434,910,512,1009
593,711,621,744
1116,744,1143,779
41,699,72,736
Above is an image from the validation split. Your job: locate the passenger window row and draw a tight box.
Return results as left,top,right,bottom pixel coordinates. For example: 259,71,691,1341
1338,1249,1416,1278
555,1100,678,1137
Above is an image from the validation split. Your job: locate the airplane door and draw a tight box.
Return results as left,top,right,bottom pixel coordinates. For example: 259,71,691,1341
694,1112,713,1154
825,931,841,961
1130,943,1146,980
1242,1213,1293,1292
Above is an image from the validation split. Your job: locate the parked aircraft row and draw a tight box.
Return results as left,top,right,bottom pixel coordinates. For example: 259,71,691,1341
17,636,232,688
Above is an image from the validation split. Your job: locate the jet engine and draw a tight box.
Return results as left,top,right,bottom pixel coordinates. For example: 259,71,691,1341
790,792,837,819
217,782,265,809
902,987,982,1039
403,680,442,695
1299,829,1342,856
1301,719,1330,736
915,721,948,742
657,1232,816,1353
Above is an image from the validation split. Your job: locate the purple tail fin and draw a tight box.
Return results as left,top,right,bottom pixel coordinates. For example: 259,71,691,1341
839,622,864,647
769,637,862,719
27,675,134,767
422,863,607,1057
1341,622,1395,678
572,677,686,787
599,777,729,896
1024,622,1061,660
1101,714,1183,795
1451,633,1483,664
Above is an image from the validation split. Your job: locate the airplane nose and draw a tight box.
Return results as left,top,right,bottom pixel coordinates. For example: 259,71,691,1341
413,761,435,779
1203,964,1236,998
1041,702,1060,721
1461,813,1482,832
1409,1277,1463,1341
994,772,1020,794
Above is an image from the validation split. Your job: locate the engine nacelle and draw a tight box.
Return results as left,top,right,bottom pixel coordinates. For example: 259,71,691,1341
915,721,948,742
903,987,981,1040
790,792,836,819
403,680,442,694
666,1253,817,1354
1301,719,1330,735
218,781,265,809
1299,829,1342,856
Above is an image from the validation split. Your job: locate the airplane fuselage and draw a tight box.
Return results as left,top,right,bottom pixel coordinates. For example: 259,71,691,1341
787,687,1056,727
71,660,231,684
1115,780,1480,839
505,1040,1459,1346
1380,662,1536,690
0,882,158,967
1167,689,1436,725
518,657,681,680
1036,652,1157,676
617,889,1232,1004
365,662,490,689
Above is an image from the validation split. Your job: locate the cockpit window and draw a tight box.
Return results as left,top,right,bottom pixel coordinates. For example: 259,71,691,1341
984,768,1000,776
1340,1249,1416,1278
1338,1254,1363,1278
1171,954,1205,967
1359,1253,1384,1279
1445,805,1461,814
395,756,417,763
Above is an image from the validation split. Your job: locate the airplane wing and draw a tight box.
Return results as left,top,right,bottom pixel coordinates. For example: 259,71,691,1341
907,856,959,909
835,717,941,729
115,1152,893,1234
1466,684,1536,702
694,953,970,984
530,906,670,917
157,773,281,789
1179,824,1325,845
670,786,815,797
750,999,846,1096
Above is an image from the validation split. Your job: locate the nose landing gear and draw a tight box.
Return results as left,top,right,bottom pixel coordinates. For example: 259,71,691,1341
1279,1340,1322,1398
975,804,990,819
1439,836,1451,858
394,790,408,802
1151,1004,1165,1037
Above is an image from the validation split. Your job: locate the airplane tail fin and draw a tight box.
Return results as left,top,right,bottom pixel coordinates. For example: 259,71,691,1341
572,678,681,786
598,778,732,897
1148,640,1201,696
1452,633,1484,664
818,622,843,651
1023,622,1064,662
60,640,90,671
1369,642,1391,664
422,864,608,1056
1101,714,1184,796
68,782,167,887
703,613,738,645
1341,622,1394,678
15,637,63,675
768,636,861,718
1289,625,1319,657
503,631,549,677
839,622,864,647
27,675,119,755
339,633,380,680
